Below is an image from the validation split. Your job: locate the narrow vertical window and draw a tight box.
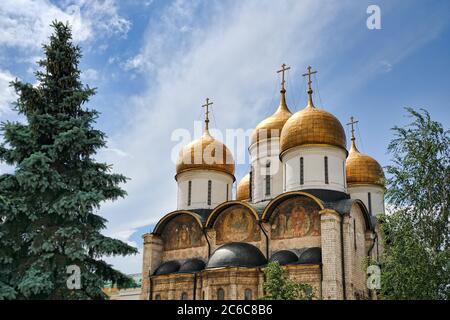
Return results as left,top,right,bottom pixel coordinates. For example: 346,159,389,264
202,291,205,300
188,181,192,206
249,168,253,201
244,289,252,300
207,180,212,205
217,288,225,300
368,192,372,215
300,157,304,185
265,161,271,196
226,184,229,201
343,160,346,187
353,219,357,250
324,156,329,184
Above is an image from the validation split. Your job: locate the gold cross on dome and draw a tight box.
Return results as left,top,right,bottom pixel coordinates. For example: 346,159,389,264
277,63,291,91
347,116,359,141
302,65,317,93
202,97,213,132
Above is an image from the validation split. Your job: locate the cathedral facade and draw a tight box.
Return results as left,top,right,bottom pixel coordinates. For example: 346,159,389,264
140,66,385,300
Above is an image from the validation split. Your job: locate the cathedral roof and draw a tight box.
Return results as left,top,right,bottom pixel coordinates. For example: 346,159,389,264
269,247,322,265
251,89,292,145
269,250,298,265
206,242,267,269
280,99,347,155
153,260,181,275
175,98,235,180
251,64,292,146
345,117,384,187
346,139,384,187
236,173,250,201
280,66,347,156
178,258,206,273
176,130,235,180
298,247,322,264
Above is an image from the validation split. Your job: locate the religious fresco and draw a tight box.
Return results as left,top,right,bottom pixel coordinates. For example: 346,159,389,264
214,205,261,244
270,196,321,239
161,214,205,251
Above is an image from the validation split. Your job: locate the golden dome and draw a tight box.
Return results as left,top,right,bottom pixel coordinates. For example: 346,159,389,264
346,140,384,187
280,97,346,156
176,130,235,180
251,89,292,145
236,173,250,201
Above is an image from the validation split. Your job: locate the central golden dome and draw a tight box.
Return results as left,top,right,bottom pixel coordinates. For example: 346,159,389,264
176,131,235,180
236,173,250,201
280,97,346,155
251,90,292,145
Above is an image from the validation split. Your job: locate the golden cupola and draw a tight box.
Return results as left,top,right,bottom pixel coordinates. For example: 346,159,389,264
251,64,292,145
236,173,250,201
176,98,235,180
280,66,346,156
345,117,384,187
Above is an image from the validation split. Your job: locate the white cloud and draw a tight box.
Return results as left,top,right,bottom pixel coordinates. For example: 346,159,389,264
0,0,130,50
101,0,352,241
123,53,149,72
0,69,16,115
80,68,99,82
98,1,449,275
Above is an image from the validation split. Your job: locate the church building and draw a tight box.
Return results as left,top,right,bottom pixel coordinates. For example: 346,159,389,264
140,65,385,300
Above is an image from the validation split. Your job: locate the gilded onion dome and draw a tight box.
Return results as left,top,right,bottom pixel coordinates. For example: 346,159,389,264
176,98,235,180
236,173,250,201
251,64,292,145
280,66,346,155
251,90,292,145
345,120,384,186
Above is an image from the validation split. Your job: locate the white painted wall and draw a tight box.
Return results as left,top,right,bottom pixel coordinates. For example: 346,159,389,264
348,185,385,216
177,170,234,210
249,138,284,203
281,145,347,193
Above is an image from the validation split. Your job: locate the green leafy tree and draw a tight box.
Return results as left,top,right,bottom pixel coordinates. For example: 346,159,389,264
379,108,450,300
0,21,137,300
261,261,314,300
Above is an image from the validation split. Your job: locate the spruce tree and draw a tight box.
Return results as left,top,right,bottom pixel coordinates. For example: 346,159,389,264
0,21,137,300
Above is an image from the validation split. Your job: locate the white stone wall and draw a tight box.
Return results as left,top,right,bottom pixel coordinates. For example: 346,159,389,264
177,170,234,210
282,145,347,193
348,185,385,216
249,138,284,203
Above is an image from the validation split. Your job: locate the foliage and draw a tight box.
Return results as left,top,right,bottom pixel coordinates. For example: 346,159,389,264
0,21,137,300
379,107,450,300
261,261,314,300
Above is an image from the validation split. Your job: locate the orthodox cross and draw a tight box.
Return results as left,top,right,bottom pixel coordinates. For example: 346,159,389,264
202,97,213,132
277,63,291,91
302,65,317,93
347,116,359,141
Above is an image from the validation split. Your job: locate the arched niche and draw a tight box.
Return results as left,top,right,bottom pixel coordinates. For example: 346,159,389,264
153,211,205,251
266,193,322,240
208,202,261,245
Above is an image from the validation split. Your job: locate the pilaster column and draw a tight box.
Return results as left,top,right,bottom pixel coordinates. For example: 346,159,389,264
140,233,163,300
320,209,344,300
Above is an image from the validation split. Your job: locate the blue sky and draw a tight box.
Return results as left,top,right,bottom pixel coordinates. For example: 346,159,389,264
0,0,449,274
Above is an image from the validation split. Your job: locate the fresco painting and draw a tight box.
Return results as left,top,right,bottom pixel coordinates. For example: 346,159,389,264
271,196,321,239
161,214,205,250
214,205,260,244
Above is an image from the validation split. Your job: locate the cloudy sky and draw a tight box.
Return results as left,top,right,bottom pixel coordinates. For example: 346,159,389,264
0,0,449,274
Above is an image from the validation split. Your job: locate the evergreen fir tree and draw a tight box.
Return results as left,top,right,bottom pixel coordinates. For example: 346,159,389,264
0,21,137,300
